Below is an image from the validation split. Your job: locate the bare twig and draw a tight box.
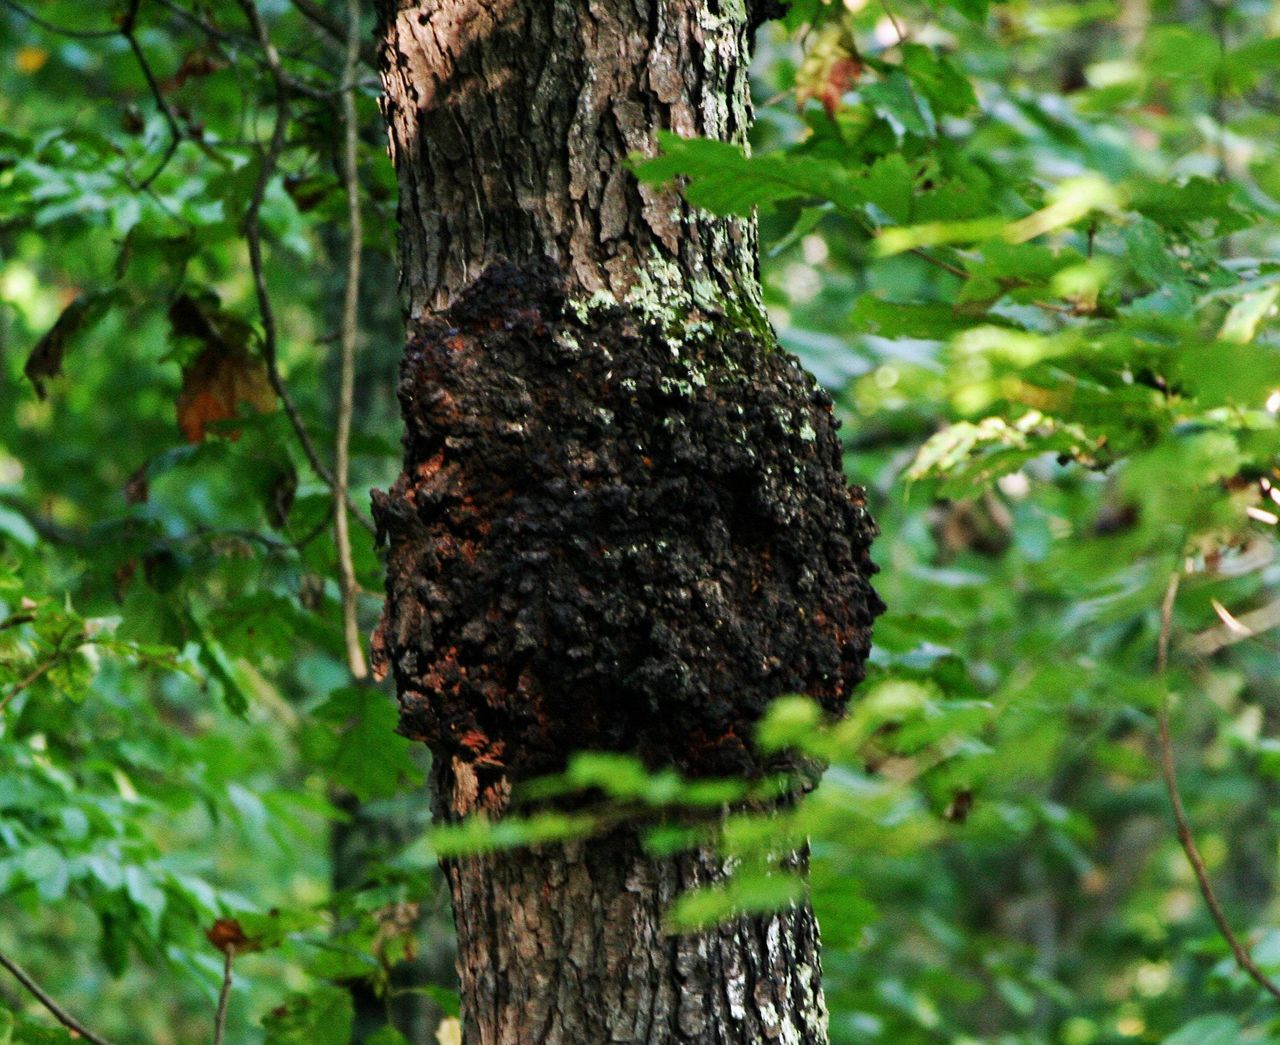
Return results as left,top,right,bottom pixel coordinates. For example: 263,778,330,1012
0,659,56,716
0,0,118,38
212,946,235,1045
290,0,343,44
289,0,378,68
880,0,908,45
1155,569,1280,1001
1185,597,1280,657
0,623,80,716
908,246,968,279
121,0,184,189
233,0,375,536
153,0,336,101
0,949,116,1045
334,0,368,679
3,0,190,188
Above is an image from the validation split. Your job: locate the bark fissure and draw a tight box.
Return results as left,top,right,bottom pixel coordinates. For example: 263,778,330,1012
374,1,881,1040
377,0,762,321
442,829,830,1044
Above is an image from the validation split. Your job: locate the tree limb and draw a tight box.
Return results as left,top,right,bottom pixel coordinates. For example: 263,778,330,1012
290,0,378,68
121,0,184,189
0,949,115,1045
212,946,235,1045
0,0,118,38
153,0,337,101
1155,569,1280,1002
334,0,368,679
233,0,375,537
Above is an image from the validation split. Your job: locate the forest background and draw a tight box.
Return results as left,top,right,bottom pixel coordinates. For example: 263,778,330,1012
4,0,1280,1043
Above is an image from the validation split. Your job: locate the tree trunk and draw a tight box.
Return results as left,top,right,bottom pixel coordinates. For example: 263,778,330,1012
372,2,881,1041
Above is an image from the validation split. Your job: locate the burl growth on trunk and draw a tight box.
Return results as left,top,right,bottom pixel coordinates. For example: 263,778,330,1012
372,263,881,813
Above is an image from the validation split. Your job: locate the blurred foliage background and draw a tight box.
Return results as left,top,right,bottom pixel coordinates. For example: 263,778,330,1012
4,0,1280,1042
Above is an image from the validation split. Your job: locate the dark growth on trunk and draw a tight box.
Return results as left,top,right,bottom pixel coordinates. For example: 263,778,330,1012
372,262,880,810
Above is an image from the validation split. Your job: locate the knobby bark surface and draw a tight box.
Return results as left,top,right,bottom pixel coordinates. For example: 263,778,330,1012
372,2,882,1041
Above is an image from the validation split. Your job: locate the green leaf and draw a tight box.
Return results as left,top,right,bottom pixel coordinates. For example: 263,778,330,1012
667,872,806,930
1176,340,1280,408
1144,25,1222,80
851,297,983,339
757,695,825,755
262,989,354,1045
20,844,68,902
1129,176,1254,233
303,686,424,801
861,71,933,138
421,986,461,1019
1161,1016,1240,1045
900,45,978,117
860,155,916,224
198,632,251,717
429,811,596,858
0,507,38,549
1218,285,1280,343
364,1029,411,1045
632,133,864,216
930,0,989,22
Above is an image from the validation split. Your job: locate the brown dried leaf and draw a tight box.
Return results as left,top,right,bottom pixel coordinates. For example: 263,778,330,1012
944,788,974,824
124,463,150,505
176,345,276,443
161,49,226,92
795,26,863,119
205,917,259,955
25,294,96,398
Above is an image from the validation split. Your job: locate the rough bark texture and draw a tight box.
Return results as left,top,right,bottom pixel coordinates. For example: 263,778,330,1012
373,1,881,1041
375,0,761,318
371,264,879,790
445,826,826,1045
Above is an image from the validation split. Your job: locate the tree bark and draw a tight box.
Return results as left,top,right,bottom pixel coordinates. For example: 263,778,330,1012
372,2,881,1041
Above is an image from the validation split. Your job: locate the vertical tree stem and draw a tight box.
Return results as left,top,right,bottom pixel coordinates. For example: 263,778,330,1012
334,0,367,680
1155,568,1280,1001
234,0,375,537
212,946,236,1045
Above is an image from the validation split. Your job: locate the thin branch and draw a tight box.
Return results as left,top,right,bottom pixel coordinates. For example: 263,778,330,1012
121,0,184,189
0,493,86,546
289,0,378,68
0,658,56,716
212,946,235,1045
290,0,343,44
1185,597,1280,657
0,0,119,38
908,246,968,279
1154,569,1280,1002
152,0,336,101
880,0,908,45
334,0,367,680
0,949,116,1045
233,0,375,536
